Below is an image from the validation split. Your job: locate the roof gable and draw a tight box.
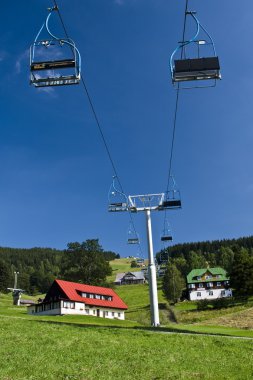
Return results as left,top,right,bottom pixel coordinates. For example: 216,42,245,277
187,267,229,283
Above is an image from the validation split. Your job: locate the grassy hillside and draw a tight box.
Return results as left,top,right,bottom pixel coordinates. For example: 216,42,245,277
109,259,253,332
107,257,147,282
1,259,253,378
0,294,253,380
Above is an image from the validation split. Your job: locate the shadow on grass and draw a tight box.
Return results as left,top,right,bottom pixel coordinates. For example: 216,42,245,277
28,317,252,338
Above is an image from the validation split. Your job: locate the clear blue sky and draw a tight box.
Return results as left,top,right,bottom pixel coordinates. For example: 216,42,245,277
0,0,252,257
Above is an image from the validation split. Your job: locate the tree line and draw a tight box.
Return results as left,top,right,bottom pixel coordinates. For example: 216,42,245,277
159,236,253,302
0,240,119,295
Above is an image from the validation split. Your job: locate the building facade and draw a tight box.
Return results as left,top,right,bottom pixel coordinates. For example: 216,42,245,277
114,271,146,285
28,279,128,320
187,267,232,301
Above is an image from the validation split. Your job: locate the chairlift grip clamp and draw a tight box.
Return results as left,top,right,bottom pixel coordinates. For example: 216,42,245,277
186,11,197,15
47,5,58,12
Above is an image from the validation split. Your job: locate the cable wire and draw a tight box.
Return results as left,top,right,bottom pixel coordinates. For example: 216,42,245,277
163,0,189,233
52,0,143,256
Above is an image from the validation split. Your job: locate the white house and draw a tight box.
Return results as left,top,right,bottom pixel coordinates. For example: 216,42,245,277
187,267,232,301
27,279,128,320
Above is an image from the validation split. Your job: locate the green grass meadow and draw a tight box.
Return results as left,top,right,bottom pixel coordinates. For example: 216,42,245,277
1,258,253,379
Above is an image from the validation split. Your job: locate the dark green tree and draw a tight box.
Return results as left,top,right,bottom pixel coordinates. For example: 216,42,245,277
230,248,253,296
0,260,12,292
62,239,112,286
162,262,185,303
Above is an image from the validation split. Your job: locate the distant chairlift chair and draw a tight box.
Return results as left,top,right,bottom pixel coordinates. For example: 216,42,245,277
108,176,128,212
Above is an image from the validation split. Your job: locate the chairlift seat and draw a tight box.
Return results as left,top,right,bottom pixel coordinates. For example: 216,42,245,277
30,75,80,87
161,236,173,242
173,57,220,82
108,202,128,212
160,199,182,209
31,59,76,71
127,238,139,244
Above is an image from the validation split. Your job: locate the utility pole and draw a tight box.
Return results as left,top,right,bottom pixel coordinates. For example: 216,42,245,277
109,183,181,327
145,208,159,326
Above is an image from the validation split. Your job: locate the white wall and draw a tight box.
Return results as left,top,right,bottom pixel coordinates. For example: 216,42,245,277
28,301,125,320
189,288,232,301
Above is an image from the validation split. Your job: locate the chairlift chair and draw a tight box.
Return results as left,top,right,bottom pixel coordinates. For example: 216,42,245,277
30,6,81,87
127,222,140,245
108,176,128,212
161,192,182,209
161,220,173,242
159,176,182,210
170,11,221,88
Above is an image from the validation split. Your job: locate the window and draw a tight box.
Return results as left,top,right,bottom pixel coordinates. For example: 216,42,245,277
118,312,121,317
188,284,195,289
216,282,221,287
198,283,204,288
197,276,201,281
221,290,226,297
81,292,87,298
205,275,212,280
209,291,213,296
112,312,115,317
206,282,213,288
85,309,89,315
63,301,75,309
105,311,108,316
93,310,96,315
90,294,94,299
95,295,101,300
197,292,201,297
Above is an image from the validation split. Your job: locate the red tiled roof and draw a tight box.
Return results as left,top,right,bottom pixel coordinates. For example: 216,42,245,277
55,279,128,310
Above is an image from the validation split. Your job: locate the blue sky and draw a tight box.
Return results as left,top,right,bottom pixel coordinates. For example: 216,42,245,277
0,0,252,257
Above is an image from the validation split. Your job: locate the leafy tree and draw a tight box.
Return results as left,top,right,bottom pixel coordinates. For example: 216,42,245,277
62,239,112,286
131,260,138,268
186,251,206,272
162,262,185,303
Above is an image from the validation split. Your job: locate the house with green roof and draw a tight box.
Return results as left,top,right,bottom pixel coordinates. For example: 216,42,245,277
187,267,232,301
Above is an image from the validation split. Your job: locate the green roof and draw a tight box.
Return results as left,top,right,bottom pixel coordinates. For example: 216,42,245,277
187,267,229,284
